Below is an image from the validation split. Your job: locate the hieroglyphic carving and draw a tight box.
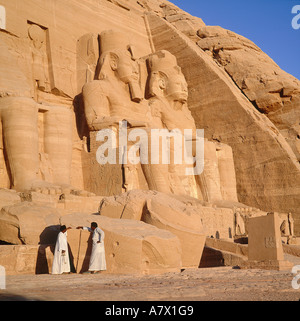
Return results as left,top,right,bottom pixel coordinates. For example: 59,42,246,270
28,23,51,93
77,33,99,93
279,212,295,237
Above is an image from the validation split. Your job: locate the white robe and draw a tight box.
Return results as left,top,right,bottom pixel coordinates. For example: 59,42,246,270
83,227,106,271
51,231,70,274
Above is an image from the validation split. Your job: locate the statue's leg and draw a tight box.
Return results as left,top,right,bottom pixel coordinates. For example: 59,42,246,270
141,163,171,193
0,109,10,188
198,140,223,202
1,97,39,191
44,105,73,186
140,131,175,194
44,106,95,196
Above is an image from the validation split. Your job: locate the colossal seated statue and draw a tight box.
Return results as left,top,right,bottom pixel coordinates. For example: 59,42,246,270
0,31,85,195
145,50,199,197
81,31,238,203
145,49,238,202
81,29,150,194
82,29,149,132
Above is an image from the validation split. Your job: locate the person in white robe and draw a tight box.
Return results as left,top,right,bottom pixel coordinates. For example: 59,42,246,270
76,222,106,274
51,225,71,275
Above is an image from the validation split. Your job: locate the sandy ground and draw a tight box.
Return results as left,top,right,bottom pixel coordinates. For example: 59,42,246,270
0,265,300,302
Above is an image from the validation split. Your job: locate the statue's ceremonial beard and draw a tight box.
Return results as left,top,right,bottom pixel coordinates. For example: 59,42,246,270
129,80,143,103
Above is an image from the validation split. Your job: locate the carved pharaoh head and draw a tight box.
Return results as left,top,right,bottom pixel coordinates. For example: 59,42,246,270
98,30,138,83
97,29,142,102
147,50,188,103
28,24,45,49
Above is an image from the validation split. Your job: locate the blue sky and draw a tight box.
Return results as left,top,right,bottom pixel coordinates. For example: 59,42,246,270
170,0,300,80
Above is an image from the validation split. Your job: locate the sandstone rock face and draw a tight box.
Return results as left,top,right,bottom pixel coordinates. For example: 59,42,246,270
61,214,182,274
196,26,300,161
145,12,300,233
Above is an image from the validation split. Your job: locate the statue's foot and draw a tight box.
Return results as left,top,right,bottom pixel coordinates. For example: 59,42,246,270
59,184,96,197
27,181,95,197
29,181,63,195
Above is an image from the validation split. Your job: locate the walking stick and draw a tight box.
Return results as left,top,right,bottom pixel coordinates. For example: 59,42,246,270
76,229,82,272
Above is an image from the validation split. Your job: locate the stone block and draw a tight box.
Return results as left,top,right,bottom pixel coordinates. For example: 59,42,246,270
245,212,293,270
0,244,53,275
0,189,21,209
143,197,206,268
99,190,153,220
0,202,60,245
61,214,182,274
59,194,105,215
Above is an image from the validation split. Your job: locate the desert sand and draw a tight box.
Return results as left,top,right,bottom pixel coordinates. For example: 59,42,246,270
1,259,300,301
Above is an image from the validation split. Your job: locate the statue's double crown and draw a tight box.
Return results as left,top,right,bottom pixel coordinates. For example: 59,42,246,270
100,29,132,56
147,50,179,74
